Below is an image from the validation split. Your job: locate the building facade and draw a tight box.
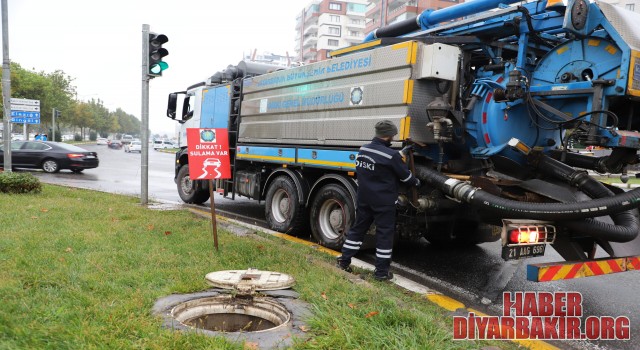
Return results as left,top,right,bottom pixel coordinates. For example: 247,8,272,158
600,0,640,13
365,0,462,34
295,0,369,63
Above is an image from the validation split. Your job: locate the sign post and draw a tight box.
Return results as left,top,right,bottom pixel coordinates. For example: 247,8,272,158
186,128,231,251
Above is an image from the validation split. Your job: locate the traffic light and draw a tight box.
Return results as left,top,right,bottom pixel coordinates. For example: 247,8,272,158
147,32,169,78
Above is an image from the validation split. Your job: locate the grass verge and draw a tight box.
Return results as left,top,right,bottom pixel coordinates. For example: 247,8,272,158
0,185,519,349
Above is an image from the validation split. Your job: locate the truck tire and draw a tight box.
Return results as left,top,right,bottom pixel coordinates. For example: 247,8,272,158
177,165,210,204
310,184,355,250
265,176,307,235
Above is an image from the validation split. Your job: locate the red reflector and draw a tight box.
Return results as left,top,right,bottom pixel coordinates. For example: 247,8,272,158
67,153,84,158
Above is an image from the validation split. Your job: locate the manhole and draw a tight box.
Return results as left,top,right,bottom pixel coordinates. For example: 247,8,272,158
171,295,290,332
154,269,309,349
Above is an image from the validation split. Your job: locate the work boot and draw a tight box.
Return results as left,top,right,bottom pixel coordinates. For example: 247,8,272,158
336,257,353,273
373,271,394,281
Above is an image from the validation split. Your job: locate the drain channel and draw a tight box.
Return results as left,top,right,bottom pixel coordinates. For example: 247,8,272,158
172,295,291,333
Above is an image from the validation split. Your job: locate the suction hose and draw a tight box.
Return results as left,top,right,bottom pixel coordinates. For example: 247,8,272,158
414,159,640,242
535,156,638,242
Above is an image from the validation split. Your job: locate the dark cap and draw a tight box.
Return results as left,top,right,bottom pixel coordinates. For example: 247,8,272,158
375,120,398,138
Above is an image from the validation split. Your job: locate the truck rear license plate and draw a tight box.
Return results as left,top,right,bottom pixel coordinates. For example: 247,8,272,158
502,244,546,260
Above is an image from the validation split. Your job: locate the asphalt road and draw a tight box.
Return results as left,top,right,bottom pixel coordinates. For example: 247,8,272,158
31,143,640,350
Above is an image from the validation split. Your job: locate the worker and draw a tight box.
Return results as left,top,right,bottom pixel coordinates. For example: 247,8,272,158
336,120,420,281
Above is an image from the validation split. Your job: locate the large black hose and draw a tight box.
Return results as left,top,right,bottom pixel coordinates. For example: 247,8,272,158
548,150,619,174
370,17,421,40
535,156,638,242
549,150,603,170
415,162,640,242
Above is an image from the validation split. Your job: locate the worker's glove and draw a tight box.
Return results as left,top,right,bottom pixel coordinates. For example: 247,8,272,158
400,144,414,157
414,178,421,188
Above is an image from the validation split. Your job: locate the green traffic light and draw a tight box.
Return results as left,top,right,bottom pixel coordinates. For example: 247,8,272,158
150,61,169,74
147,32,169,78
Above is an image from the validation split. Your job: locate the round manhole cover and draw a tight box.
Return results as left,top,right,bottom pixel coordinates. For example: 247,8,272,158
205,269,295,291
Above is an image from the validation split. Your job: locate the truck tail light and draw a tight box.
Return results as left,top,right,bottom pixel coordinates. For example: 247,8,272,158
502,219,556,245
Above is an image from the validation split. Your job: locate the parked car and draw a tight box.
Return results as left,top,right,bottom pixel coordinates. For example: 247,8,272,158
124,141,142,153
107,140,123,150
96,137,108,145
0,141,99,173
163,140,175,149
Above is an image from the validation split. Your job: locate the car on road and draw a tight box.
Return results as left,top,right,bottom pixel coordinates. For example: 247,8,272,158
153,140,166,150
11,134,25,141
124,141,142,153
0,141,99,173
121,135,134,145
107,140,123,150
97,137,108,145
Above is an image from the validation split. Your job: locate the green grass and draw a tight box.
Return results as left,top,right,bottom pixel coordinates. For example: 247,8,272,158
0,185,520,349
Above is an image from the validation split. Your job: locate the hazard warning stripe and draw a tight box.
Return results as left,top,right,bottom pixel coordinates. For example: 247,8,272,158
527,256,639,282
628,256,640,270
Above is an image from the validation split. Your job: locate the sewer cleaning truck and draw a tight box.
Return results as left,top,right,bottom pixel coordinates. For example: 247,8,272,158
167,0,640,281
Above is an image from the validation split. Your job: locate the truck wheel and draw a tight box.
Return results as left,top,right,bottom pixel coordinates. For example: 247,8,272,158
310,184,355,250
177,165,210,204
265,176,307,235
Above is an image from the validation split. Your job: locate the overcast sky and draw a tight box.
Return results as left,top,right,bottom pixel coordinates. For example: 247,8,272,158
2,0,304,136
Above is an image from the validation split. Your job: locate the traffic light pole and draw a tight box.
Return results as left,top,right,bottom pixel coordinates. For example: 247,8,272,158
141,24,150,205
1,0,12,172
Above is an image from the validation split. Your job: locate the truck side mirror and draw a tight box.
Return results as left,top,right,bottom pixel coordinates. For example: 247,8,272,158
167,93,178,119
182,96,192,122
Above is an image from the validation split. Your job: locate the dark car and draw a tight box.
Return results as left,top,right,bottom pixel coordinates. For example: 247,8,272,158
107,140,123,150
0,141,99,173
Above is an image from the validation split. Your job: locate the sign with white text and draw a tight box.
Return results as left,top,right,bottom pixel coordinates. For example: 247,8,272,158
186,128,231,180
10,98,40,106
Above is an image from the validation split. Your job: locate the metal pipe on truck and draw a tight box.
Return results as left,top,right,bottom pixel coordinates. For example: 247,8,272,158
364,0,525,42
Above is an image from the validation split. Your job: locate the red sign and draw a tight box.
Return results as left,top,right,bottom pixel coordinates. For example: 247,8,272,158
186,128,231,180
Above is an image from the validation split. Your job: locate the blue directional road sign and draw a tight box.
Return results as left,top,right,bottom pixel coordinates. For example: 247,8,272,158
11,117,41,124
11,111,40,118
10,110,41,124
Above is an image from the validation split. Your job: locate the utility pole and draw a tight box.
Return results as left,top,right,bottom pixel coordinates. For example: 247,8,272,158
2,0,12,171
141,24,150,204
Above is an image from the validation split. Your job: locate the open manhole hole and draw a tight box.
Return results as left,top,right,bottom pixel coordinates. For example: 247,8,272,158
170,269,296,334
172,295,290,332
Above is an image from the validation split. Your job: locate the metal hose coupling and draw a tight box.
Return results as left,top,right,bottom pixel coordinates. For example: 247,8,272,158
443,178,477,202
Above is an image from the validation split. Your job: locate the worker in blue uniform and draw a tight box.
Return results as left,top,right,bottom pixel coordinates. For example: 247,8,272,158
337,120,420,281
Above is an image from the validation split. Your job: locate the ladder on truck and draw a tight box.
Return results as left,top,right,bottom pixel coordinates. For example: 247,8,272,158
217,79,243,200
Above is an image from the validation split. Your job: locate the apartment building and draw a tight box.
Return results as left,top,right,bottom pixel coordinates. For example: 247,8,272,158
365,0,461,34
295,0,369,63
